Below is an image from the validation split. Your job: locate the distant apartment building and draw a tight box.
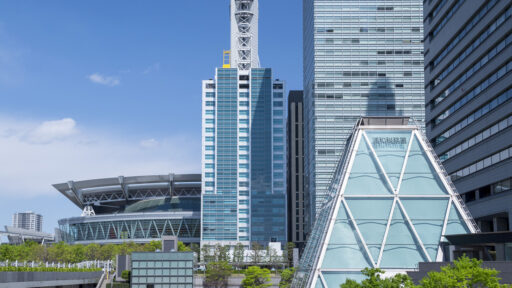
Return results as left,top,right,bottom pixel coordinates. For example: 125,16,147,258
424,0,512,231
12,211,42,232
303,0,425,224
287,90,307,248
201,0,287,246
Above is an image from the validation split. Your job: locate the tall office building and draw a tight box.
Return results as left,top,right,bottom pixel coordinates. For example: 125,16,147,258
425,0,512,231
287,91,307,249
12,211,42,232
201,0,287,246
303,0,425,221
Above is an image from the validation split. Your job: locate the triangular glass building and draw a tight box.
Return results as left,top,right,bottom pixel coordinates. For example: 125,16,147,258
293,117,479,288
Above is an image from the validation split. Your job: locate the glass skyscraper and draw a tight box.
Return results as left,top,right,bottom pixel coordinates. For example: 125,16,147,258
303,0,426,222
201,0,287,246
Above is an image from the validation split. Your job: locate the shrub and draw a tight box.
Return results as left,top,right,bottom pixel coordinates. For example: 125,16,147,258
121,270,131,281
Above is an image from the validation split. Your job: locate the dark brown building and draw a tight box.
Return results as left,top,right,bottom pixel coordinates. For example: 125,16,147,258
287,90,307,249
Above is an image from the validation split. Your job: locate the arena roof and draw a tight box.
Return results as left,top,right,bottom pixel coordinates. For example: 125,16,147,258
53,174,201,210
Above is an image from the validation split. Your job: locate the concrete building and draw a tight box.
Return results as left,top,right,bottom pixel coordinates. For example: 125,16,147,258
54,174,201,244
303,0,426,225
131,252,194,288
201,0,287,246
12,211,42,232
424,0,512,232
287,90,307,249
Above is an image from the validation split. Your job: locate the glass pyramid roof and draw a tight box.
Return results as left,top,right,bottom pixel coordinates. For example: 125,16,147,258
293,123,477,288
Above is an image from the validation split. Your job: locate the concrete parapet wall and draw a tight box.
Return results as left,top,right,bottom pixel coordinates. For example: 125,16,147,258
0,271,102,288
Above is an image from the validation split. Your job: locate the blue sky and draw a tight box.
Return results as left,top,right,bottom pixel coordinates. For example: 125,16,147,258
0,1,302,235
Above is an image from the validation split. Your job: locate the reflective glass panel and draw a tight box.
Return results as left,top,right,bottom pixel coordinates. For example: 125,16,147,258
346,198,394,262
445,203,471,235
400,198,449,260
344,136,393,195
380,205,427,268
321,202,372,269
400,135,448,195
365,131,411,188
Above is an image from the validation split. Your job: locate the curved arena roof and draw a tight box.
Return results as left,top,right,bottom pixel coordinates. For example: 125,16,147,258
54,174,201,244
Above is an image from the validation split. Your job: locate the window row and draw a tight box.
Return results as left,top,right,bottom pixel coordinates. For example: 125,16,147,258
132,268,192,276
493,177,512,194
440,115,512,161
432,1,505,68
433,34,511,105
434,88,512,145
131,276,192,284
314,16,423,22
451,146,512,181
132,261,192,268
316,38,422,45
432,30,511,93
315,5,420,12
313,58,423,66
434,61,512,125
430,0,464,39
317,27,421,34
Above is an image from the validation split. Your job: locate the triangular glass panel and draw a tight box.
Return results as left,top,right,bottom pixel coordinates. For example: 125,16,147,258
346,198,393,263
323,272,366,287
400,198,449,260
315,277,324,288
399,135,448,195
365,131,411,188
444,202,471,235
321,201,373,269
344,136,393,195
380,204,427,268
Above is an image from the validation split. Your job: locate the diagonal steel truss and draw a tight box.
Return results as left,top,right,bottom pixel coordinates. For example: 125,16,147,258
59,218,200,243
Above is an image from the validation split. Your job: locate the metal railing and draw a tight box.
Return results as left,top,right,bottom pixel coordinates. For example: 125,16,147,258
412,120,481,233
0,260,112,270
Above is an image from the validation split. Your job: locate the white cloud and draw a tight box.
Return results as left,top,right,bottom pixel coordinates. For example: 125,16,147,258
24,118,77,144
143,62,161,74
0,115,200,198
140,138,159,148
87,73,120,86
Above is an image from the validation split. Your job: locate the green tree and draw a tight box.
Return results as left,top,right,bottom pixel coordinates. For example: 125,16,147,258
189,243,200,262
214,244,230,262
419,256,510,288
142,240,161,252
250,242,264,264
201,244,215,263
85,243,101,260
279,268,295,288
178,241,191,252
121,270,131,281
204,261,232,288
242,266,272,288
285,242,295,267
233,243,245,265
340,268,414,288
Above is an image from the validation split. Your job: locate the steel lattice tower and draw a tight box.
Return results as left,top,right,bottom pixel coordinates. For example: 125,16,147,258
230,0,260,70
